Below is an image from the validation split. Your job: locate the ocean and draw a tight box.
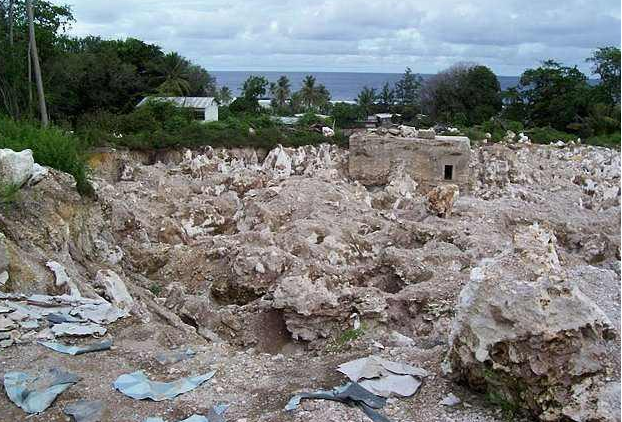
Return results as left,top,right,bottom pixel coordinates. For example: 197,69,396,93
211,71,521,101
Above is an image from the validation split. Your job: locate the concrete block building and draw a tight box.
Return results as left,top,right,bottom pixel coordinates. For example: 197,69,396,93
348,131,471,192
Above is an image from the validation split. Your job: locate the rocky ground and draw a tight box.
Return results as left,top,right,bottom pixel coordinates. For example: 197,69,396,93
0,135,619,421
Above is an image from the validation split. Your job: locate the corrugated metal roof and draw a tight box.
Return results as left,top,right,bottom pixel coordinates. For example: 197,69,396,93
137,96,216,108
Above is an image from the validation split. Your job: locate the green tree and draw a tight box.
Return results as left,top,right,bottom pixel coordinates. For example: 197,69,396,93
516,60,590,130
422,63,501,125
395,67,422,107
186,64,217,96
299,75,318,110
357,86,376,116
241,75,268,101
587,46,621,105
332,102,363,128
270,75,291,108
0,0,73,119
215,86,232,105
154,52,192,96
378,82,395,109
296,75,331,112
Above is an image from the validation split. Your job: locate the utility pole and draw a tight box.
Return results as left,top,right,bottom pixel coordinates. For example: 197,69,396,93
27,0,48,127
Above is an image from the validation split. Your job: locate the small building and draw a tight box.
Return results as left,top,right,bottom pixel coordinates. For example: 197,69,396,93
363,113,401,128
348,131,471,192
137,97,218,122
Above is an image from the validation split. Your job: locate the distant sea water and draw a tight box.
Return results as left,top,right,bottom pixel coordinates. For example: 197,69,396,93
211,71,521,101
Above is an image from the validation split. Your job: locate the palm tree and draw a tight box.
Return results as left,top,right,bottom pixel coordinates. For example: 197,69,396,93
379,82,395,109
357,86,377,116
270,75,291,108
300,75,318,110
215,86,232,105
154,52,192,96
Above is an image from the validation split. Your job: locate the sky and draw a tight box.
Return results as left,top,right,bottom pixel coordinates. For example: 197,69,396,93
53,0,621,76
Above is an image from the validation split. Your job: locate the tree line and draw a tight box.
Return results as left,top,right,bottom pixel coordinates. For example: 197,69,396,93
0,0,620,146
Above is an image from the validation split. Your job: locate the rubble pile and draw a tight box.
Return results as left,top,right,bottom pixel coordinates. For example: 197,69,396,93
0,292,126,348
0,140,619,421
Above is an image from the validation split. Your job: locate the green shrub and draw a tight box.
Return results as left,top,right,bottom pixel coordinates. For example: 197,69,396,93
525,126,576,144
460,127,487,141
585,132,621,148
0,116,92,195
297,111,333,128
479,119,524,141
149,283,162,296
229,97,261,114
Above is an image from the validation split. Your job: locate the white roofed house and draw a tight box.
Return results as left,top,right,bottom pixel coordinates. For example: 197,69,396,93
136,97,218,122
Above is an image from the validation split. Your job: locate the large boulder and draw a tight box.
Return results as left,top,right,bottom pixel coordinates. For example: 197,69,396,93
0,148,35,187
444,224,617,421
425,184,459,217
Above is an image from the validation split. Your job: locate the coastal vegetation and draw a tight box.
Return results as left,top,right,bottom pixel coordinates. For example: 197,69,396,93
0,0,619,187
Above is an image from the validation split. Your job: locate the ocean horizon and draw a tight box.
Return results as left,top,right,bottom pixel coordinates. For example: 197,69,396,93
212,71,521,101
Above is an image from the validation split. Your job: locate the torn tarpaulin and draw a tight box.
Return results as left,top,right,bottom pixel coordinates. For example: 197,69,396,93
4,368,79,413
285,382,391,422
114,370,215,401
63,400,106,422
39,339,112,355
337,356,428,398
145,404,229,422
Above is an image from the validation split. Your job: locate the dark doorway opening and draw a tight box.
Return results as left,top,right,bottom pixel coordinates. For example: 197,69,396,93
444,165,453,180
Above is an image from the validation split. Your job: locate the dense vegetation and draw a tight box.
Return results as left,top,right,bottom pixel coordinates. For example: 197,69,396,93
0,0,619,195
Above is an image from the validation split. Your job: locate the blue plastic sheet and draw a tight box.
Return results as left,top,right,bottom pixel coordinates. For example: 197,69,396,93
39,339,112,355
144,403,229,422
114,370,215,401
285,382,391,422
63,400,105,421
4,368,79,414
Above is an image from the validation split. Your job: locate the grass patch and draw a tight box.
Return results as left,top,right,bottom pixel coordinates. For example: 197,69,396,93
326,325,366,352
585,132,621,148
0,182,20,205
0,116,92,195
148,283,162,297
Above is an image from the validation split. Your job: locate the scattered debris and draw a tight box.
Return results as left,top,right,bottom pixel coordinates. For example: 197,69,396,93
0,293,126,348
113,370,215,401
387,331,414,347
285,382,390,422
51,322,107,337
440,393,461,407
4,368,79,413
63,400,106,422
39,339,112,355
337,356,428,398
46,261,81,297
145,404,229,422
155,348,196,365
93,269,134,312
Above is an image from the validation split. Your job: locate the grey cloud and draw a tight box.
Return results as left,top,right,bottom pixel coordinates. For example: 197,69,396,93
54,0,620,74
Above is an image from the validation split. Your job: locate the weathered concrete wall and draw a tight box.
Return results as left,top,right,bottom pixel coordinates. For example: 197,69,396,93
348,132,471,192
204,105,219,122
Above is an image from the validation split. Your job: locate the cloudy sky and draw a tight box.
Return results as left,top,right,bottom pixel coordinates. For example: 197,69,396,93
53,0,620,75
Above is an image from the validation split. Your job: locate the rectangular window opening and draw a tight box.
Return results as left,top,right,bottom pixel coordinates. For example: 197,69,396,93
444,165,453,180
